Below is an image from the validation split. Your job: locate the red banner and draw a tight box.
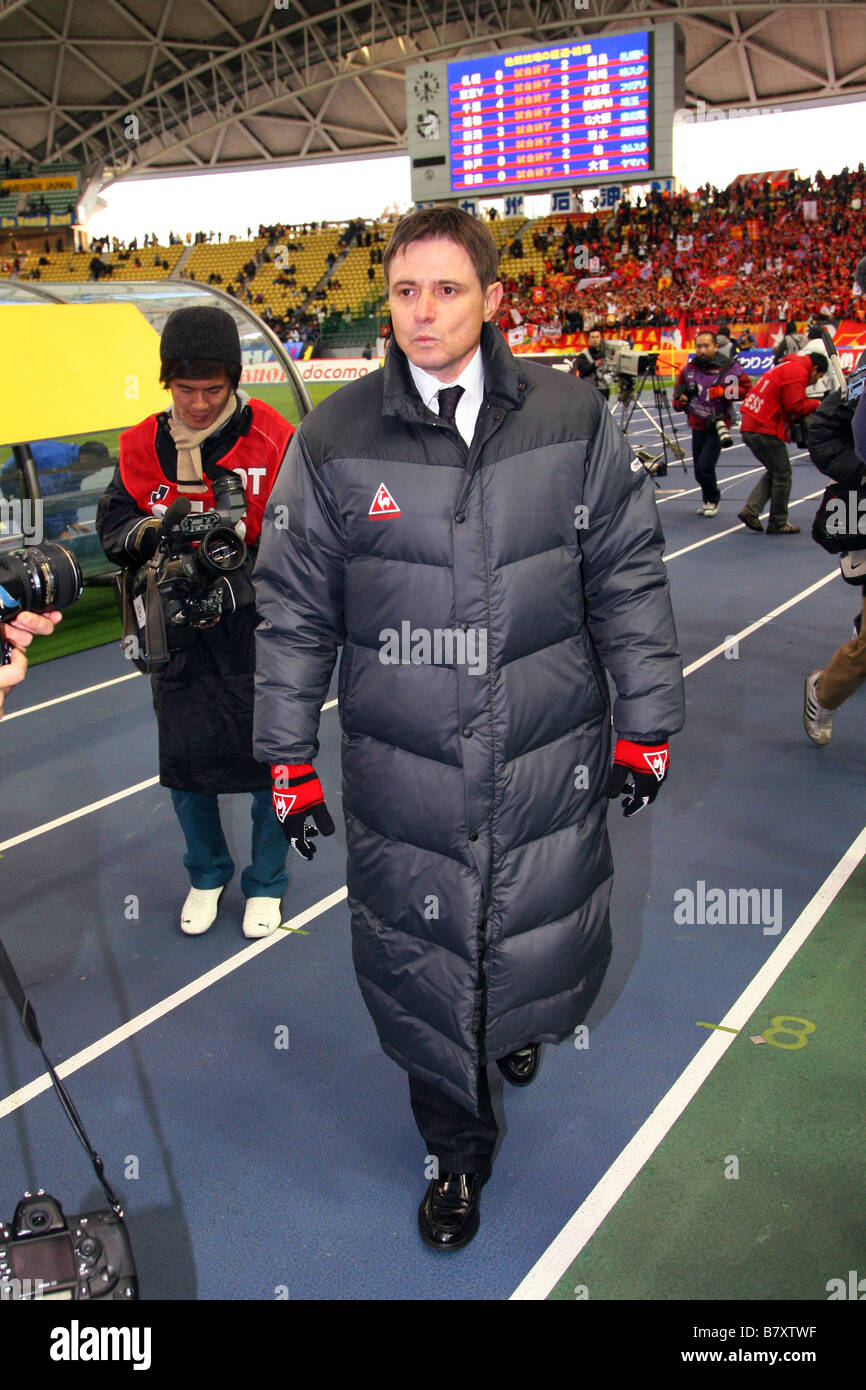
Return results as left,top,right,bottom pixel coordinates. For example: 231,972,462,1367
506,319,866,362
700,274,738,291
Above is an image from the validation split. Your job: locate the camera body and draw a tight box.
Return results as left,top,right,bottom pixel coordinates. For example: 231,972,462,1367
131,472,248,655
0,1192,137,1301
618,349,657,378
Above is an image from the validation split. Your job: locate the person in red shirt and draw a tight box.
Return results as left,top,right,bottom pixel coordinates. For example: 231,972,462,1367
737,351,828,534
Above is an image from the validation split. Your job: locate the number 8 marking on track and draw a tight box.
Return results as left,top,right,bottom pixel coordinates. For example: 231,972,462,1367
761,1015,816,1050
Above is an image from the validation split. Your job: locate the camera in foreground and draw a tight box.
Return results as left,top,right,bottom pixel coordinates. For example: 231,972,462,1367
0,543,83,623
0,1192,137,1301
0,542,83,662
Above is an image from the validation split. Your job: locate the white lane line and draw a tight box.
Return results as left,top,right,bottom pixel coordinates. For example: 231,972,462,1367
509,821,866,1300
4,452,811,718
683,569,838,677
665,488,825,561
0,698,339,852
655,446,810,512
0,778,159,853
656,467,760,506
5,671,141,720
0,887,348,1120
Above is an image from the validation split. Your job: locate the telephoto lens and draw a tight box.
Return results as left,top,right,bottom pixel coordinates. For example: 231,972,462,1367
714,417,734,449
0,543,83,619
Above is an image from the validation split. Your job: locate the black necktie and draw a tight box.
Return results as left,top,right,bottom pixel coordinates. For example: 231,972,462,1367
437,385,464,425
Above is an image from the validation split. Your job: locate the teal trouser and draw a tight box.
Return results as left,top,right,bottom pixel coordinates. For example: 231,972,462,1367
170,789,288,899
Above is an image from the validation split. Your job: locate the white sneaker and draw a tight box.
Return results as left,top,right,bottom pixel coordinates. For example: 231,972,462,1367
698,501,720,516
180,885,225,935
803,671,833,745
242,897,283,939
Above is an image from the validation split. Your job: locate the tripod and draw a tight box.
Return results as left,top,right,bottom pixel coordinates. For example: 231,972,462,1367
613,368,687,483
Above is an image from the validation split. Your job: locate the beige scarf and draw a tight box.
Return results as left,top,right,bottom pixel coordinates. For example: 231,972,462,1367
168,394,237,499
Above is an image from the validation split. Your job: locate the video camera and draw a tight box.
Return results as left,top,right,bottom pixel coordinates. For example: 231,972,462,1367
618,350,658,378
0,542,83,664
122,471,248,669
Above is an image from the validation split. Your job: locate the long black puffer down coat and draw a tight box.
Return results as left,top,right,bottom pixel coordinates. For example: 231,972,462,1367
253,324,685,1113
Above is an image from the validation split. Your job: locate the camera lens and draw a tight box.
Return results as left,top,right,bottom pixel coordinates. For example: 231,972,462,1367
210,471,246,527
0,544,83,614
29,1209,49,1228
210,471,245,508
198,526,246,575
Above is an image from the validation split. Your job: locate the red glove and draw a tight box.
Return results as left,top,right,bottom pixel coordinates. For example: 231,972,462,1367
272,763,335,860
707,385,726,400
607,740,669,817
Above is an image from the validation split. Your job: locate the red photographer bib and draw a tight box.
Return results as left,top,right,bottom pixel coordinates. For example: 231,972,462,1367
119,399,293,545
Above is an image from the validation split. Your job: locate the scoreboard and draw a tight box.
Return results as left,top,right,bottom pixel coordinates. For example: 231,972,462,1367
407,23,683,204
448,32,652,193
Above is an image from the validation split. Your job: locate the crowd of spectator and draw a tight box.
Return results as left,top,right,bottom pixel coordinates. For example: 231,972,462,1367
497,165,866,339
5,166,864,349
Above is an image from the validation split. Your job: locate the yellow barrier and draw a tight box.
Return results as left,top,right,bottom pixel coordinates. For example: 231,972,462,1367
0,303,169,442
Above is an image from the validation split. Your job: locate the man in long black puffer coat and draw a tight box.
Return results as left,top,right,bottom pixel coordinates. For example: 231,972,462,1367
252,207,685,1251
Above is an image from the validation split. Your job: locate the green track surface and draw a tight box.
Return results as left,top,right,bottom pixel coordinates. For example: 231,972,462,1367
548,859,866,1301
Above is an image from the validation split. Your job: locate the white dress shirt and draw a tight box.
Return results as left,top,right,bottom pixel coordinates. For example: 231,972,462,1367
408,346,486,447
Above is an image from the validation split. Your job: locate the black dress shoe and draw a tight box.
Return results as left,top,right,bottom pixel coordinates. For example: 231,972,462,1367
418,1171,484,1251
496,1043,542,1087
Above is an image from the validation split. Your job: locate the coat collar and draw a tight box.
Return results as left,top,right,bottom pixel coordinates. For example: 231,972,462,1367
382,320,529,425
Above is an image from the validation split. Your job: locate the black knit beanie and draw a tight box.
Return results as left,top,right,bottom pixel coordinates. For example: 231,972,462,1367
160,306,241,368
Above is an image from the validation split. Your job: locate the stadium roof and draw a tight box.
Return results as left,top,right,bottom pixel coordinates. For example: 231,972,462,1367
1,0,864,186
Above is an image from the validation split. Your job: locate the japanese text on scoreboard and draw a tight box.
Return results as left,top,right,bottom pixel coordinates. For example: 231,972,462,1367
448,31,651,193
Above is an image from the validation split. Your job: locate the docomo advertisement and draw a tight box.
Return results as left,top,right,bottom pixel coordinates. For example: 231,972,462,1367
241,358,382,386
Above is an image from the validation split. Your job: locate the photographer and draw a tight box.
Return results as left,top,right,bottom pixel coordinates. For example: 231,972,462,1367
0,607,61,719
673,329,752,516
571,327,628,399
96,307,295,939
737,351,828,535
772,319,806,364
